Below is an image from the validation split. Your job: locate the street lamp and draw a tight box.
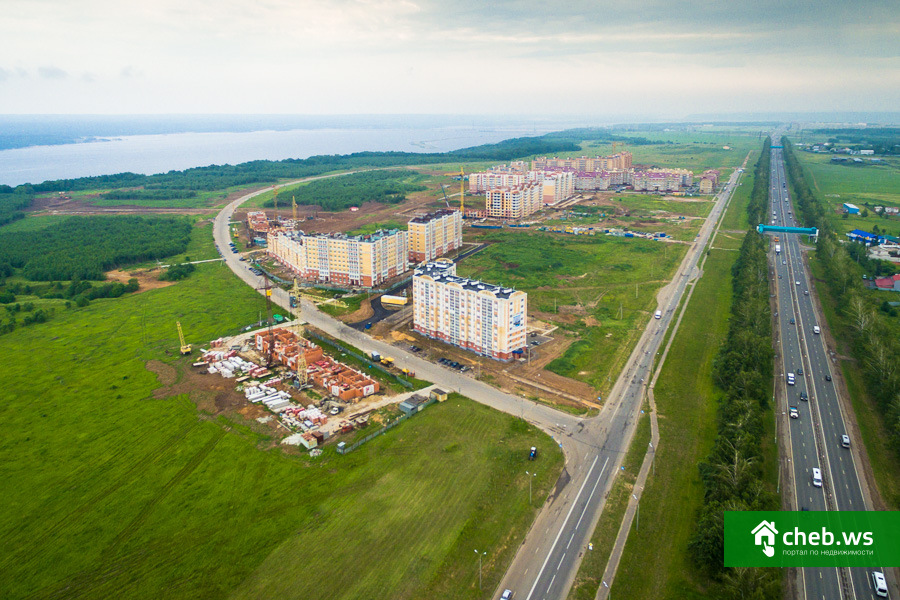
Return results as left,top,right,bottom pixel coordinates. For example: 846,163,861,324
633,494,639,531
526,471,537,505
474,549,486,589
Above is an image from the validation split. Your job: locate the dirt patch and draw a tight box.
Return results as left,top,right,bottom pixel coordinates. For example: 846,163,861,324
105,268,176,293
147,360,178,386
390,330,416,343
338,297,374,323
584,316,600,327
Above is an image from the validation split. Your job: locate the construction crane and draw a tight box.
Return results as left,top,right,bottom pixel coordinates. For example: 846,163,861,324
272,186,279,216
439,184,452,208
291,278,309,387
292,196,298,225
176,321,191,355
459,166,466,213
256,275,275,367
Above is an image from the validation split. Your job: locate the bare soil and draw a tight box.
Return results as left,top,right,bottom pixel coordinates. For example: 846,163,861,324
105,268,175,293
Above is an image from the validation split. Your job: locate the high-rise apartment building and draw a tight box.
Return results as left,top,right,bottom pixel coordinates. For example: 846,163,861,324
407,209,463,263
267,229,408,288
413,261,527,361
532,152,633,172
485,181,543,219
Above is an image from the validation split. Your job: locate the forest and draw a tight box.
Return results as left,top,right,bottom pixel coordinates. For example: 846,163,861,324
0,186,33,226
689,138,781,598
0,215,192,281
261,171,427,211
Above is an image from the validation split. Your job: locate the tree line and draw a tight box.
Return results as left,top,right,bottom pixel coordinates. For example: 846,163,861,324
0,186,33,227
689,139,781,598
783,139,900,500
262,171,427,212
0,215,192,281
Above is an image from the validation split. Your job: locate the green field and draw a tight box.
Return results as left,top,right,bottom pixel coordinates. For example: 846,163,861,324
610,247,736,599
794,151,900,235
457,231,685,394
0,255,564,599
0,214,72,232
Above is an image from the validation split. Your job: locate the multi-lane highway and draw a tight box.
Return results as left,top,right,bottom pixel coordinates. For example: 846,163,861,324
212,163,746,600
770,143,883,599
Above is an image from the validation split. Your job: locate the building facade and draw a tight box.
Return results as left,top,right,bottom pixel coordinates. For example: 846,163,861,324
267,229,408,288
532,152,633,172
631,168,693,192
413,261,527,361
485,181,543,219
408,209,463,263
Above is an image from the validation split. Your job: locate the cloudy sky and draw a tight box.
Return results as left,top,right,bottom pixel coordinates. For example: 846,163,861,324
2,0,898,116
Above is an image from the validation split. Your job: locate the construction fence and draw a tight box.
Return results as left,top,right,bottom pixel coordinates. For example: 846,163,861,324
336,397,438,455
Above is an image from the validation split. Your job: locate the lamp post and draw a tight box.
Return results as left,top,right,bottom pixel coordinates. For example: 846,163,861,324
633,494,639,531
474,549,486,589
526,471,537,505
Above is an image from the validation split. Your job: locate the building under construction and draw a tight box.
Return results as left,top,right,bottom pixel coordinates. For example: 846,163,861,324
254,328,380,401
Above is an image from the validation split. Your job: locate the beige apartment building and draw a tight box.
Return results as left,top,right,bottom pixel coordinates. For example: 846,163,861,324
532,152,633,172
412,261,527,361
408,209,463,264
267,228,408,288
485,181,543,219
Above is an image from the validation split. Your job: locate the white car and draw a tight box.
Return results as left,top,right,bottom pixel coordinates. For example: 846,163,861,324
789,407,799,419
872,571,888,597
501,590,513,600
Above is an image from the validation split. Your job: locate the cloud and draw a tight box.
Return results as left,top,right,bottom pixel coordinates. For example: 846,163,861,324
119,66,143,78
37,66,67,79
0,67,9,82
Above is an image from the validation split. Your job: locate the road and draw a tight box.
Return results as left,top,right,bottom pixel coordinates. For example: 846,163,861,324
213,164,746,600
769,143,882,600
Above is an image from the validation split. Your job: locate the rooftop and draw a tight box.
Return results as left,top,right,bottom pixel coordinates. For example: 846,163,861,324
409,209,459,224
414,261,520,299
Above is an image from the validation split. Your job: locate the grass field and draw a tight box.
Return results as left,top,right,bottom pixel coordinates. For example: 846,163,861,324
610,247,735,599
794,151,900,235
0,214,73,232
0,256,563,599
457,231,685,393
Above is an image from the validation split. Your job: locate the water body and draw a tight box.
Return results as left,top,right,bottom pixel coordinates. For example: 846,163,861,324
0,117,591,186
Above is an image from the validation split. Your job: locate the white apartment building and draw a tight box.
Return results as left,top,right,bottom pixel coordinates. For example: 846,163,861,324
267,228,408,288
407,209,463,263
413,261,527,361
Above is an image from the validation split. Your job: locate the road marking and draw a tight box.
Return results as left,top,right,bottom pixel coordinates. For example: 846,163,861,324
526,455,606,600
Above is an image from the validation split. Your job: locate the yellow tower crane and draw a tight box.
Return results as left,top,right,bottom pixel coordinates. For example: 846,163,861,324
176,321,191,355
292,196,298,226
291,278,309,386
459,166,466,213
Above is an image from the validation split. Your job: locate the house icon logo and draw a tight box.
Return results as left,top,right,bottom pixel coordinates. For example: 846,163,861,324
751,520,779,558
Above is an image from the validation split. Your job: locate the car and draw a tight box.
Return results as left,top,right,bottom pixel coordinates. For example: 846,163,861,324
239,257,246,261
800,391,808,401
812,467,822,488
779,274,782,279
439,358,450,365
410,346,421,353
783,260,787,265
789,407,799,419
790,317,795,324
528,447,537,461
872,571,888,597
804,290,809,296
501,590,513,600
796,280,800,286
797,367,803,375
841,435,851,449
449,361,460,369
825,374,832,381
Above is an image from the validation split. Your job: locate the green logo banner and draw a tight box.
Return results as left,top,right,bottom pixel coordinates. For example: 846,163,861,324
725,511,900,567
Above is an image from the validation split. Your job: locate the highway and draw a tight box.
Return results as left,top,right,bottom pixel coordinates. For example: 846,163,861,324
212,163,746,600
769,143,882,600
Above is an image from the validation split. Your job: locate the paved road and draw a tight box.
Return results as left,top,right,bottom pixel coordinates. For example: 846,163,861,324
213,165,746,600
770,143,882,600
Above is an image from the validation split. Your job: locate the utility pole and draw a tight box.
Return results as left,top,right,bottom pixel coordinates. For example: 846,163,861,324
474,549,486,590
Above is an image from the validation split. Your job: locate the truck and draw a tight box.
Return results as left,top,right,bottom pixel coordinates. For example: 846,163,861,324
775,244,781,254
370,351,381,362
380,357,394,366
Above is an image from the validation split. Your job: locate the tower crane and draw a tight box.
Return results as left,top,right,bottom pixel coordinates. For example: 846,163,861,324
290,278,309,387
256,275,275,367
176,321,191,355
439,184,452,209
272,186,279,216
458,166,466,213
292,196,298,226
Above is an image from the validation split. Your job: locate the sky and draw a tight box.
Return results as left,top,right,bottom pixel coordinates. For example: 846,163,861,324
2,0,898,117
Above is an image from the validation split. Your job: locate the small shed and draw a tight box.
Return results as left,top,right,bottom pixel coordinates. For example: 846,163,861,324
843,203,860,215
430,388,449,402
300,433,318,449
399,395,426,414
311,431,326,445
